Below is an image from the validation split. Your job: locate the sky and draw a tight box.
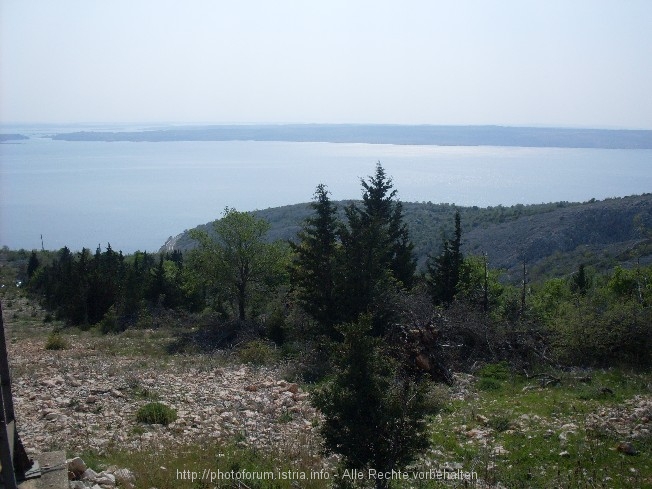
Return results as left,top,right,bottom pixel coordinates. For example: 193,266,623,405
1,0,651,129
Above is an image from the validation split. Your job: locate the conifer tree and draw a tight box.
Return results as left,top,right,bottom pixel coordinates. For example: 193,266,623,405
338,163,416,329
26,251,39,280
290,184,340,335
359,162,416,287
426,210,463,306
312,315,432,489
571,263,591,296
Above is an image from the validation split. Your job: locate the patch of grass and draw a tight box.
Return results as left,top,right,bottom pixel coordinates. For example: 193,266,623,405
91,329,171,358
136,402,177,425
44,331,68,350
477,361,511,380
427,368,652,488
237,340,280,366
127,378,160,401
477,377,502,391
78,439,328,489
277,410,293,424
488,414,512,433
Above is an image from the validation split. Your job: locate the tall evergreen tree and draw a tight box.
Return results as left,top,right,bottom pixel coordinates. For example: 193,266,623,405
290,184,340,336
426,210,463,306
571,263,591,296
338,163,416,330
26,251,39,280
359,162,416,287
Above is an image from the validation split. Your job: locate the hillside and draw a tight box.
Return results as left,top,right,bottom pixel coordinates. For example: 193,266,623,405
162,194,651,283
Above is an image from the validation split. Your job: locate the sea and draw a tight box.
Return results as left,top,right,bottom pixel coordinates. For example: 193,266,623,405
1,125,651,253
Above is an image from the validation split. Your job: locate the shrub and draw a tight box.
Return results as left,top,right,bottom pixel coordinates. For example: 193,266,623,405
477,361,511,380
488,414,512,432
45,332,68,350
236,339,279,366
136,402,177,425
312,316,433,485
477,377,502,391
99,306,121,334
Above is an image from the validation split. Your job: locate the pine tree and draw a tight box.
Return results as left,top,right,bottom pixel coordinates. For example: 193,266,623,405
290,184,340,336
26,251,39,280
312,315,432,489
359,162,416,287
338,163,416,330
571,263,591,296
426,210,463,306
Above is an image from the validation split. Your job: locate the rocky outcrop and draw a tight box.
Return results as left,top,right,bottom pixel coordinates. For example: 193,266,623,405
67,456,135,489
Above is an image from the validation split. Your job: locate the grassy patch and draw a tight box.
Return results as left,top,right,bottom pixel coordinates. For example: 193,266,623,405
77,440,328,489
136,402,177,425
44,331,68,350
427,369,652,488
237,339,281,366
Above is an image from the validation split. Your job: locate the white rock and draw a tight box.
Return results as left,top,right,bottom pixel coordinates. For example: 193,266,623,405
95,472,116,486
113,468,136,488
82,468,98,480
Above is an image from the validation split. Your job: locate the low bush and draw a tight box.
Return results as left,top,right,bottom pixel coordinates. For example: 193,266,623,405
477,377,502,391
44,331,68,350
236,339,280,366
478,361,511,380
136,402,177,425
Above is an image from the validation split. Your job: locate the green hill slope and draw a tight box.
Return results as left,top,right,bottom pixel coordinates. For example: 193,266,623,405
161,194,652,283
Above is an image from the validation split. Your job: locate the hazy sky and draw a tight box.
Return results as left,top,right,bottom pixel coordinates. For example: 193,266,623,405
2,0,651,128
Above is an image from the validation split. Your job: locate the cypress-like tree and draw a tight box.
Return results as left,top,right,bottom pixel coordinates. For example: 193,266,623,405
571,263,591,296
26,251,39,280
359,162,416,288
426,210,463,306
338,163,416,330
312,315,432,489
290,184,340,336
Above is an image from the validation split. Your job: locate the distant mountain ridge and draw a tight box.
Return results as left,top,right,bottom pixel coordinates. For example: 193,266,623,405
51,124,652,149
162,194,652,283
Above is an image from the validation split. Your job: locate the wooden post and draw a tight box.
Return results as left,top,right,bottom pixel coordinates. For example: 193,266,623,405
0,300,34,486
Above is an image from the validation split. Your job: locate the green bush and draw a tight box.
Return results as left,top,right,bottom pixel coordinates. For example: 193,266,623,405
488,414,512,432
44,332,68,350
136,402,177,425
477,377,502,391
236,340,279,366
477,361,511,380
99,306,121,334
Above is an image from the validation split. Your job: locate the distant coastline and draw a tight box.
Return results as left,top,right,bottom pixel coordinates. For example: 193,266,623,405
49,124,652,149
0,133,28,142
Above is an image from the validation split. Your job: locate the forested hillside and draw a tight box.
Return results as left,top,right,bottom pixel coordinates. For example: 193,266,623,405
163,193,652,283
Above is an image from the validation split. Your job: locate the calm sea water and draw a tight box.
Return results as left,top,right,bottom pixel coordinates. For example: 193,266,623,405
1,130,651,252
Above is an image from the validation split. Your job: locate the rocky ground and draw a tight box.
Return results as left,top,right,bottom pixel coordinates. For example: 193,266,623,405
8,334,322,458
2,293,651,488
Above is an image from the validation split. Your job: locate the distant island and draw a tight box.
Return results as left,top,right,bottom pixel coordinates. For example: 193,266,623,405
50,124,652,149
0,133,28,142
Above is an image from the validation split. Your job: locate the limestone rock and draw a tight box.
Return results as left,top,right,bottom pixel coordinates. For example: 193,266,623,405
113,468,136,488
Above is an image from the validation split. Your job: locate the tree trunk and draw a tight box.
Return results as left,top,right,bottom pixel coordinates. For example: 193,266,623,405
237,282,246,320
